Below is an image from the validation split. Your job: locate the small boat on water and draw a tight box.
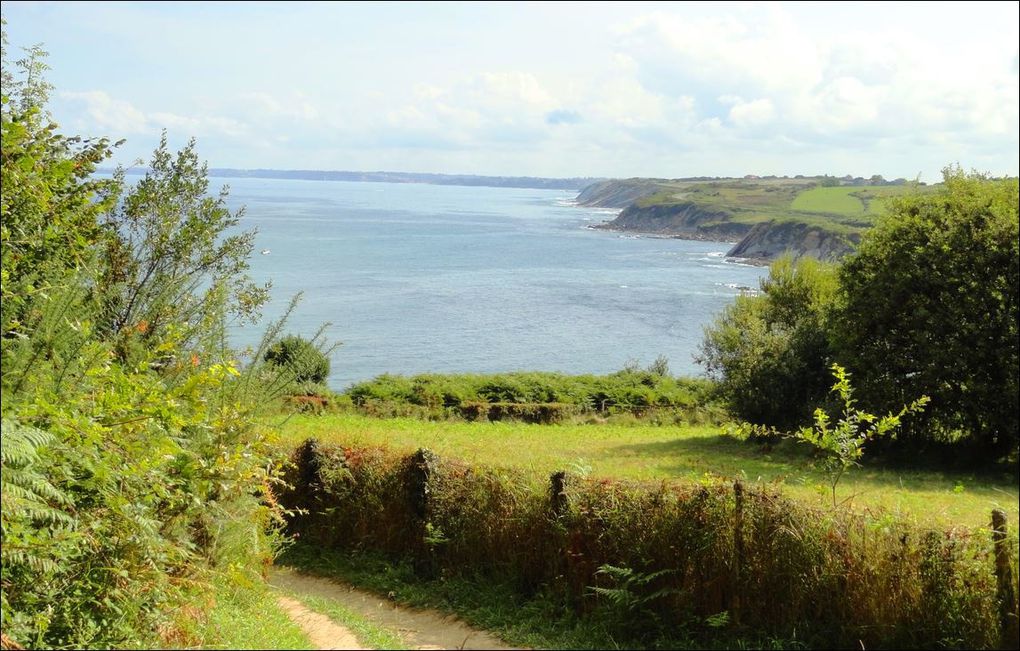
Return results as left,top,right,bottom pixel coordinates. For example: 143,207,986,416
261,249,271,255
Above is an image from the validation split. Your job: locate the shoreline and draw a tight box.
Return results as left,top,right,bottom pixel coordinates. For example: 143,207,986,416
582,221,769,267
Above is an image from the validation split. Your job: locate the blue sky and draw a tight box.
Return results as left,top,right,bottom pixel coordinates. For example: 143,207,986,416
3,1,1018,180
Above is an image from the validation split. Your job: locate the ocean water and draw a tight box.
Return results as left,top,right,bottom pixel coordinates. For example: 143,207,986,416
221,178,766,390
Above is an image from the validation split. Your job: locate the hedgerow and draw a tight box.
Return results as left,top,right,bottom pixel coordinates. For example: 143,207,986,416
282,439,1019,649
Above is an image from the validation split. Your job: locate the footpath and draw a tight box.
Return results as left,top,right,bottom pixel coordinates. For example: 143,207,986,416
271,568,522,650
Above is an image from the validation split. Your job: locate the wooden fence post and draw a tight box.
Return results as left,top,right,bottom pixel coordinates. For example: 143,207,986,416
992,508,1018,649
406,448,438,520
406,448,439,576
550,470,569,520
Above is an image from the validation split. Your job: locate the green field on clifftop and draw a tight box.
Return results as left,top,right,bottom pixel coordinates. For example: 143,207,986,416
584,177,926,257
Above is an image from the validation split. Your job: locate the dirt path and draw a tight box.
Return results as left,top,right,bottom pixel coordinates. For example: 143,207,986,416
271,568,522,650
277,594,366,650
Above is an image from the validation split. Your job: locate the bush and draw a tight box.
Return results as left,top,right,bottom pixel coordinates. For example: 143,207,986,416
698,255,838,430
264,334,331,384
343,370,722,423
1,44,286,648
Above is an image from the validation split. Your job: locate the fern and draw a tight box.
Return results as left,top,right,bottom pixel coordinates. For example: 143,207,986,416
587,564,679,641
0,419,73,521
591,564,677,611
0,418,75,582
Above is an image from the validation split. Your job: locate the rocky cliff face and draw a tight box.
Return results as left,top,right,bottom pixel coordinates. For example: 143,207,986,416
575,179,665,208
725,222,860,263
575,180,864,265
595,202,751,241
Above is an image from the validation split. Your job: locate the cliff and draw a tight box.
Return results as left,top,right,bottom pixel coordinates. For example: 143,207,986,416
575,177,885,264
594,202,752,241
725,221,860,263
575,179,669,208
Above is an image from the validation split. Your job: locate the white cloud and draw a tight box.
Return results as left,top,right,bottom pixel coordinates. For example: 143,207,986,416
39,3,1016,177
729,98,775,128
149,112,249,138
60,90,149,134
61,90,253,140
605,5,1019,169
239,91,320,121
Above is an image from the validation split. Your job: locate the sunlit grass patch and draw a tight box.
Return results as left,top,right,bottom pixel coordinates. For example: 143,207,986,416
277,413,1018,528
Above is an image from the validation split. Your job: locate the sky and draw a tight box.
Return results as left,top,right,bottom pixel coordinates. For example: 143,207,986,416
3,1,1018,181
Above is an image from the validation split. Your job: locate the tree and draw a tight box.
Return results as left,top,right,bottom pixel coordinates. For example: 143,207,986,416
698,255,838,429
96,132,269,358
834,166,1019,459
1,35,120,361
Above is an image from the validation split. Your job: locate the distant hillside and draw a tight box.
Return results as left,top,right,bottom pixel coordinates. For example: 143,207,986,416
577,176,920,264
112,167,600,191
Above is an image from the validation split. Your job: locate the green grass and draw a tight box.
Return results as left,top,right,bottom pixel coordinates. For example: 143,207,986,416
624,180,928,245
789,185,919,220
199,576,313,650
279,589,409,650
277,413,1018,528
790,187,867,215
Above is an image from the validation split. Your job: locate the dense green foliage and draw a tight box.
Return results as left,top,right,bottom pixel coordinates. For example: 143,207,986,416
95,133,268,357
345,367,721,423
281,439,1016,649
1,42,288,648
834,168,1019,457
701,169,1019,462
265,334,331,384
698,255,838,430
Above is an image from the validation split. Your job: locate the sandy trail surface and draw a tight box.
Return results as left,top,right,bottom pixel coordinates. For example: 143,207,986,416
271,568,523,650
276,594,366,650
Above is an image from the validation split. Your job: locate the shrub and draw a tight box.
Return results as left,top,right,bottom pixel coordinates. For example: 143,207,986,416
342,370,722,424
1,45,287,647
698,255,838,430
797,364,929,506
264,334,331,384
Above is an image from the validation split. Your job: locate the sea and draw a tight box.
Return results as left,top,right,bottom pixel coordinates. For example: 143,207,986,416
218,178,767,390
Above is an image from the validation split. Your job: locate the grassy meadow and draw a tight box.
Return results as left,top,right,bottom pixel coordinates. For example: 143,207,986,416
610,177,927,243
789,185,869,215
276,412,1018,528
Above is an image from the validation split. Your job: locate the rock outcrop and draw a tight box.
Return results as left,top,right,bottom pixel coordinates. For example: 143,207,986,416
575,179,867,265
594,202,751,242
575,179,666,208
725,221,860,263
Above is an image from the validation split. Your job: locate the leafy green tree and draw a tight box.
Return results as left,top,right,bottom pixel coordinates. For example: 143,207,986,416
97,132,269,358
1,90,119,341
834,167,1019,458
698,255,838,429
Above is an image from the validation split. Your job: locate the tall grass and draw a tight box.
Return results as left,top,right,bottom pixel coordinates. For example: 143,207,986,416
281,439,1019,649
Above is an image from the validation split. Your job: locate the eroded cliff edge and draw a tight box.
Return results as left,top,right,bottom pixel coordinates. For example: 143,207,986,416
576,178,867,265
726,221,860,263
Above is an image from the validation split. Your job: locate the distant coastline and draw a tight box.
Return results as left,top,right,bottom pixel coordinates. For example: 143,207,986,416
100,166,601,191
571,177,911,265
